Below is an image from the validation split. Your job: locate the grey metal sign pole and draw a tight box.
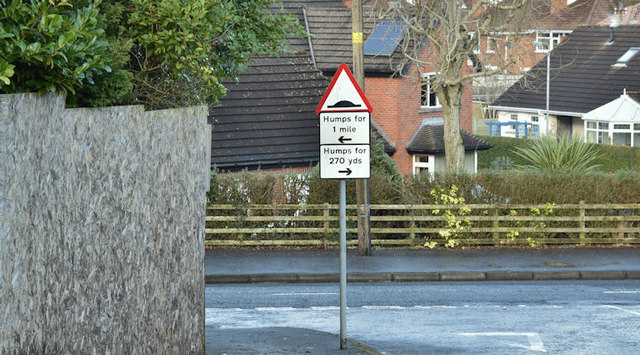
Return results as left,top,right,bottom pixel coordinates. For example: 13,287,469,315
316,62,371,351
339,179,347,349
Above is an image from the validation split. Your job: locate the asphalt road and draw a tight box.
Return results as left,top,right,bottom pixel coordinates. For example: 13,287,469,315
206,281,640,354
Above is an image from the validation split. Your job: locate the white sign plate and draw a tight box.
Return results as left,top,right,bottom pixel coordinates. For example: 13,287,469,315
319,145,370,179
320,112,370,145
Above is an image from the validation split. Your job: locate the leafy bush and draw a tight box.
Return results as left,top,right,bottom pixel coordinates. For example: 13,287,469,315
489,156,514,170
477,136,531,170
513,135,602,173
478,135,640,173
1,0,109,95
427,185,472,248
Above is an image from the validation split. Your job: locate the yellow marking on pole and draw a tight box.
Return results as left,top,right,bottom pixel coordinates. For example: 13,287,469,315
352,32,363,44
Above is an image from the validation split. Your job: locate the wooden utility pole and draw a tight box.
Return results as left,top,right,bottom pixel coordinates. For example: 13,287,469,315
351,0,372,256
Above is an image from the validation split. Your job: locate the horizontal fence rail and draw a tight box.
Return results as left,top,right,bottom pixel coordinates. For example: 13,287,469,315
205,203,640,247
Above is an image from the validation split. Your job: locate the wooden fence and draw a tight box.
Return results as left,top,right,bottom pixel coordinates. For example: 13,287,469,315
206,203,640,247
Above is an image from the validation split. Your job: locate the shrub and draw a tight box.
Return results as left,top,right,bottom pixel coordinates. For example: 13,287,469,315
208,169,640,205
513,135,602,173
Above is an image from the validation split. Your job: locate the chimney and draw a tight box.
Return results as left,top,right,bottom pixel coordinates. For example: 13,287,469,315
606,15,620,45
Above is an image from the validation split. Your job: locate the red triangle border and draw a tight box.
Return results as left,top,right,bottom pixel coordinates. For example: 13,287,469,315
315,63,373,115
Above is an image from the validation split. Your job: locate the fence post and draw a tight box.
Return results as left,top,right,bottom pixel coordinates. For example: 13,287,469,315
323,203,330,246
409,206,416,240
579,200,586,242
492,207,500,244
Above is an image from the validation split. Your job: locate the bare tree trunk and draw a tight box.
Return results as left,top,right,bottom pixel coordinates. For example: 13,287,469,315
439,84,465,172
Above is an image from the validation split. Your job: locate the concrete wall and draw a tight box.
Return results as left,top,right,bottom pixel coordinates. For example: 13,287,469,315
0,93,210,353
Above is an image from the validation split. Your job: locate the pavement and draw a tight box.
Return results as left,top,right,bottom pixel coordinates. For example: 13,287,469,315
205,326,377,354
205,247,640,284
204,247,640,354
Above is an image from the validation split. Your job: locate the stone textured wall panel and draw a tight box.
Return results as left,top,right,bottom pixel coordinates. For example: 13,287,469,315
0,93,209,353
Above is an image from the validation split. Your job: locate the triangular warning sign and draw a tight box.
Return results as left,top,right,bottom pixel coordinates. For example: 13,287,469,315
316,63,372,115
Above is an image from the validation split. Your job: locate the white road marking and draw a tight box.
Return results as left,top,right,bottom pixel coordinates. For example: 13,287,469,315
254,307,297,311
604,290,640,294
458,332,547,353
601,305,640,316
311,306,340,311
207,304,566,312
362,305,405,310
273,292,338,296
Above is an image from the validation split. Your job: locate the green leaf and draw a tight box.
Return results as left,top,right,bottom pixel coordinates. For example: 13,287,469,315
57,34,66,48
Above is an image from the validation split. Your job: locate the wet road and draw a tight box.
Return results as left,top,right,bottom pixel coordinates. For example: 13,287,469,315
206,281,640,354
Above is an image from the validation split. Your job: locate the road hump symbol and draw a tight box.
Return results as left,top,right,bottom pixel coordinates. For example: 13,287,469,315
315,63,372,114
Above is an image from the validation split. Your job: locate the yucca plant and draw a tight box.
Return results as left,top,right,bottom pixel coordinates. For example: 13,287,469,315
513,135,602,173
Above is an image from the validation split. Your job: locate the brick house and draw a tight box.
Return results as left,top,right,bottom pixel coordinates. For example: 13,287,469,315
490,26,640,142
473,0,627,73
209,0,486,176
305,5,482,175
473,0,630,131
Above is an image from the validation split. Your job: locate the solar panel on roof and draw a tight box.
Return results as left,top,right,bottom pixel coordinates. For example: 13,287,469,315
364,18,407,56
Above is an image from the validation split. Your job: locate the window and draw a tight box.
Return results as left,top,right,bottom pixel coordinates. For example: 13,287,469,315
531,115,539,122
509,114,518,130
421,73,440,108
613,132,631,146
485,108,498,120
531,124,540,139
612,123,633,146
467,32,479,53
413,155,434,175
585,121,612,145
613,47,640,67
535,31,565,52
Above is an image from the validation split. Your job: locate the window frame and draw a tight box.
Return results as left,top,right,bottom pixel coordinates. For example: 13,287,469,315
535,31,565,53
420,72,441,109
413,154,435,175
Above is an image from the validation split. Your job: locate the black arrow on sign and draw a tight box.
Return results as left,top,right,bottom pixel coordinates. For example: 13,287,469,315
338,136,352,144
338,168,352,176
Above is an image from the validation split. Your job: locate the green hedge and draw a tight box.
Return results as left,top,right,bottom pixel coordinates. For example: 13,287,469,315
208,169,640,205
478,135,640,172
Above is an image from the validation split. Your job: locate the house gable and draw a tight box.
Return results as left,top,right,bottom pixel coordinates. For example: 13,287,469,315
492,26,640,115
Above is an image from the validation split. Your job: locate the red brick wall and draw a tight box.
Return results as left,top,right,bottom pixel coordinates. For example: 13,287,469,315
364,66,473,175
551,0,569,14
